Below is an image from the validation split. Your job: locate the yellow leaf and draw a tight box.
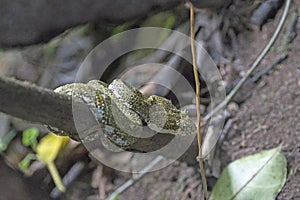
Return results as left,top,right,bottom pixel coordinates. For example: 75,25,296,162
37,133,69,163
36,133,69,192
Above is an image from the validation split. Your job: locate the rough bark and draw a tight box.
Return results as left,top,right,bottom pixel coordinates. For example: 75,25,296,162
0,76,198,163
0,76,78,137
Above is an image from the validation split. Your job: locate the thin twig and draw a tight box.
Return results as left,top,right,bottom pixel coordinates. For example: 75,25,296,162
190,3,208,199
279,10,298,52
203,0,291,122
251,53,287,83
107,156,164,200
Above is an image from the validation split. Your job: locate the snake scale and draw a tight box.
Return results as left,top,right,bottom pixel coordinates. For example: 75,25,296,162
50,79,196,148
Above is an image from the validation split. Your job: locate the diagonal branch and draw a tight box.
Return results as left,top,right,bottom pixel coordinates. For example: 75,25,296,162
0,76,198,163
0,76,78,137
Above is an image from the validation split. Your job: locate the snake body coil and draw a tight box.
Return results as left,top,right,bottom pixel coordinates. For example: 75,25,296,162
51,79,196,148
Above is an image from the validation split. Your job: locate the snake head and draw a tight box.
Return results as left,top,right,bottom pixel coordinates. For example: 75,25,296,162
147,95,196,135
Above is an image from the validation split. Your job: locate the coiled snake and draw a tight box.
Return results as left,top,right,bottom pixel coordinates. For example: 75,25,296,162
50,79,196,148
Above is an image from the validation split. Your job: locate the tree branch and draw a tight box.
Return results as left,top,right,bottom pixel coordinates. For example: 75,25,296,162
0,76,198,163
0,76,78,137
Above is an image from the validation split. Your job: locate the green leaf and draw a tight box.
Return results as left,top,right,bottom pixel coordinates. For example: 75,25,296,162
0,129,17,152
112,23,131,36
0,140,6,152
210,147,287,200
22,128,40,151
108,193,119,200
18,153,37,173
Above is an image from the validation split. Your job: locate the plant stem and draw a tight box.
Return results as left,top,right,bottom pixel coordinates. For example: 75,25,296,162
190,3,208,199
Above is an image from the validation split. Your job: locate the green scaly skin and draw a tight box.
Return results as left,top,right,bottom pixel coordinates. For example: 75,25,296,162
50,79,196,149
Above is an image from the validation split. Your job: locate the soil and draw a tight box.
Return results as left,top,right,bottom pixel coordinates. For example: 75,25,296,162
221,7,300,200
117,2,300,200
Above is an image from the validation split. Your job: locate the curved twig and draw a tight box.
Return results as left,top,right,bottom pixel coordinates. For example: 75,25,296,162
203,0,291,121
190,3,208,199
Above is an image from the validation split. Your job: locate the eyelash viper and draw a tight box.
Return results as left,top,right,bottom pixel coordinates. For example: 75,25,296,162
49,79,196,149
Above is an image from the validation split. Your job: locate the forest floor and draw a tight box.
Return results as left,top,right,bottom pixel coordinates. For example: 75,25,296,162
115,3,300,200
